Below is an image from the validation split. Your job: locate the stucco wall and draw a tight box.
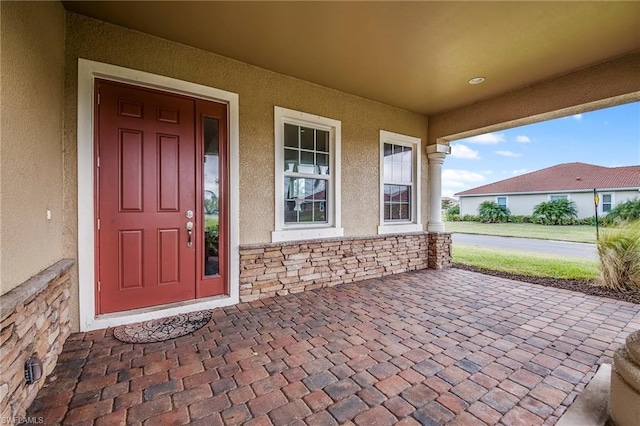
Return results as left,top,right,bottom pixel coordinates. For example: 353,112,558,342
0,1,66,294
460,190,640,218
63,13,429,330
429,52,640,145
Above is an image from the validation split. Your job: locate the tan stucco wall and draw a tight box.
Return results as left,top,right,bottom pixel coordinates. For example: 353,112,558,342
63,13,429,330
429,52,640,144
0,2,66,294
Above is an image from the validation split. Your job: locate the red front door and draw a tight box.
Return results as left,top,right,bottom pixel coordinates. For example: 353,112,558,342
95,80,227,314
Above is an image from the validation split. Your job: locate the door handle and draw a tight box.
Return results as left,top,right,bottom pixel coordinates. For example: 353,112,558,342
186,221,193,247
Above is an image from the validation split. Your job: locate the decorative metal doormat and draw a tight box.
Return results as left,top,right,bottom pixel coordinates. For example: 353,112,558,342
113,310,212,343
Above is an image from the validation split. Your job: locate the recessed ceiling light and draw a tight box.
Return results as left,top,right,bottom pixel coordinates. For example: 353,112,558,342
468,77,485,85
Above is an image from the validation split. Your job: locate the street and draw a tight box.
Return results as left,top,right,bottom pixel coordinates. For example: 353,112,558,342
452,233,598,260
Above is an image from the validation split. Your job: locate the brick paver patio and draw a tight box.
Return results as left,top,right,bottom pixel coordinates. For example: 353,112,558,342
27,269,640,425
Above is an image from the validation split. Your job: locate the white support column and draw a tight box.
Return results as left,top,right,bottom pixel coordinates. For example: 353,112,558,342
427,144,451,232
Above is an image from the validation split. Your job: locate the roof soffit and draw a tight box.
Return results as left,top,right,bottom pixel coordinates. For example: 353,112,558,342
62,1,640,115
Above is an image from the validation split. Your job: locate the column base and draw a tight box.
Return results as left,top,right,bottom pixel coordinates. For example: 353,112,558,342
427,221,446,232
610,329,640,426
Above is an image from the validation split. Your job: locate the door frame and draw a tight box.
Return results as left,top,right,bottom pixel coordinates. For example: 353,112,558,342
78,58,240,331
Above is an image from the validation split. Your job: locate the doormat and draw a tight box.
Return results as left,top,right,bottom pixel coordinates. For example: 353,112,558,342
113,310,212,344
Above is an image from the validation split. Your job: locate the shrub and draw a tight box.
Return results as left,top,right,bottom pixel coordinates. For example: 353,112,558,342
578,216,608,227
461,214,479,222
606,197,640,225
597,221,640,291
532,199,578,225
509,215,534,224
446,205,460,221
477,201,510,223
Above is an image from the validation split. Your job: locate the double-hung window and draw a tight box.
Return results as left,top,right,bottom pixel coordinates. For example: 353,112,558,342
496,196,508,208
272,107,343,242
378,130,422,234
550,194,568,201
602,194,612,213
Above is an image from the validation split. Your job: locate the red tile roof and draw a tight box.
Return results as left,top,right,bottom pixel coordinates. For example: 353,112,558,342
456,162,640,196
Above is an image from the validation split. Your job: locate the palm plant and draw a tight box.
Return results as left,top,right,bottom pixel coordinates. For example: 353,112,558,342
477,201,510,223
597,221,640,291
606,197,640,225
532,199,577,225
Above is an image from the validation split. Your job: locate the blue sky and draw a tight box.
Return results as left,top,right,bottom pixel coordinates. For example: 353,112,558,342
443,101,640,199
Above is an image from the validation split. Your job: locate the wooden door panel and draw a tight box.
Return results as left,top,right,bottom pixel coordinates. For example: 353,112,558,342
119,130,144,211
158,228,180,284
158,134,180,211
119,230,143,289
97,80,197,314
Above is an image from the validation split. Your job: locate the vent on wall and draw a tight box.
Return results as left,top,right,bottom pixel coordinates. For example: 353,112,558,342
24,356,43,385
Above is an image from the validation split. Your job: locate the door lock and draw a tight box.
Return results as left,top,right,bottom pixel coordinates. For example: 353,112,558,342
186,210,194,219
186,221,193,247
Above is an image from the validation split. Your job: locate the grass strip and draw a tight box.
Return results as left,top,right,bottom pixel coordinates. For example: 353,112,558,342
445,221,597,243
453,244,599,281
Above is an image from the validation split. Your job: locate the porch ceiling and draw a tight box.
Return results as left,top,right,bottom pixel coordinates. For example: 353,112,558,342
62,1,640,116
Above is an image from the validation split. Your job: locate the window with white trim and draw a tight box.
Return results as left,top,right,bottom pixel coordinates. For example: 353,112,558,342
550,194,568,201
378,130,422,234
272,107,342,242
602,194,612,213
496,196,508,207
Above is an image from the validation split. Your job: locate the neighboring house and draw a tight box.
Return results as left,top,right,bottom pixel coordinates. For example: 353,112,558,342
1,1,639,419
457,163,640,218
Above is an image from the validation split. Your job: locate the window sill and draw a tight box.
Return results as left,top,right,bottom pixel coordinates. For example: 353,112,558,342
377,223,423,235
272,227,344,243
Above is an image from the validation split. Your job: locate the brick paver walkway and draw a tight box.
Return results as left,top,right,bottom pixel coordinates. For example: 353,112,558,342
27,269,640,425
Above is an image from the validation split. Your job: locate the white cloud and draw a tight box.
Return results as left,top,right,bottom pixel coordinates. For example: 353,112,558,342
443,169,486,183
501,168,528,175
445,181,467,188
515,135,531,143
443,169,486,195
462,133,506,145
495,150,523,158
480,170,493,175
450,144,480,160
573,114,583,121
442,189,458,199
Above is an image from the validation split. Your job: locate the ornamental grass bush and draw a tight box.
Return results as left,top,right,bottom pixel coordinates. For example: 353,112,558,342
597,220,640,292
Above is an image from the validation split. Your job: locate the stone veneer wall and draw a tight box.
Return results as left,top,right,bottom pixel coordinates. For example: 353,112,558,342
427,232,452,270
239,232,451,302
0,259,74,420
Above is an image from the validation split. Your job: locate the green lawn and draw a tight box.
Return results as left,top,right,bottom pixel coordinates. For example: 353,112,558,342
453,244,599,281
445,221,597,243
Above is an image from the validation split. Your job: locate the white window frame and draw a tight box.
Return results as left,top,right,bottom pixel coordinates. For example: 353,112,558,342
602,193,614,213
549,194,569,201
378,130,422,235
272,107,343,242
496,196,508,208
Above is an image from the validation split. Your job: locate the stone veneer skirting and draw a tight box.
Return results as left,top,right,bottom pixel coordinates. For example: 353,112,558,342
239,232,451,302
427,232,452,270
0,259,74,420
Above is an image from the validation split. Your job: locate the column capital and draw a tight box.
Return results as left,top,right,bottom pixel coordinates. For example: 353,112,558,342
426,144,450,162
